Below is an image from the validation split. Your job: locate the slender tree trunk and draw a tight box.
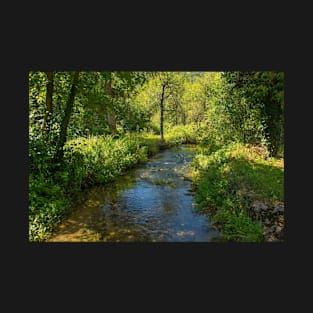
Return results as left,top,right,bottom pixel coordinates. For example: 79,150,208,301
174,99,178,125
41,72,54,134
105,79,117,134
54,71,80,164
182,112,186,125
160,83,166,141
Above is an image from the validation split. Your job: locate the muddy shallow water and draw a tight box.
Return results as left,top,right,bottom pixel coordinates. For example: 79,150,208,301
47,145,220,242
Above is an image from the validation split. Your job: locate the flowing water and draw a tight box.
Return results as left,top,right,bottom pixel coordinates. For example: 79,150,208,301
48,145,220,242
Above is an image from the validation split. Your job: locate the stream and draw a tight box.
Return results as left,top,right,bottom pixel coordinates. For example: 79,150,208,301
48,145,220,242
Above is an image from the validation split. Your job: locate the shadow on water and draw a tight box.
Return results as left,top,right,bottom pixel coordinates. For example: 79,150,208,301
48,145,221,242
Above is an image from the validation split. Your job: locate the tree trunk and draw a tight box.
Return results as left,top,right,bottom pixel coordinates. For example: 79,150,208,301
174,98,178,125
41,72,54,134
54,71,80,164
105,79,117,134
182,112,186,125
160,83,166,141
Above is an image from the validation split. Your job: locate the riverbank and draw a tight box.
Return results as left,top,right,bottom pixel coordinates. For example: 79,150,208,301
29,130,193,242
191,142,284,242
29,127,284,243
47,144,219,242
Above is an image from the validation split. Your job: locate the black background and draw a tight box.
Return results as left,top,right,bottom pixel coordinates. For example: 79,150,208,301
3,2,311,311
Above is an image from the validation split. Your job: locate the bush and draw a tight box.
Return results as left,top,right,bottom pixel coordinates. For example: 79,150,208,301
164,124,199,145
63,134,148,188
29,174,70,241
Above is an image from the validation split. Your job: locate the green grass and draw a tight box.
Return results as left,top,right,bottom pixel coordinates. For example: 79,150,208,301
192,142,284,242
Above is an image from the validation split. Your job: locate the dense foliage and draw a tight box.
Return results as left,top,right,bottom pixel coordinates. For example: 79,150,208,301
29,71,284,241
222,71,284,156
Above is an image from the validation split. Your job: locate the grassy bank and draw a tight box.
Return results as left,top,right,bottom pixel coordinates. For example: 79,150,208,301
191,142,284,242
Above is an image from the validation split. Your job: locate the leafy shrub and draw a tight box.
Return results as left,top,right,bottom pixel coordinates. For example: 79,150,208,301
63,134,148,187
164,124,199,145
29,174,70,241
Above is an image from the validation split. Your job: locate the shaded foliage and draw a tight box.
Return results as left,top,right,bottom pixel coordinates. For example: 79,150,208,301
222,71,284,156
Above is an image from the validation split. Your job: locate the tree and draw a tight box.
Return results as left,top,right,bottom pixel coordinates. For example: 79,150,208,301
159,81,167,141
41,72,54,135
181,75,207,125
105,77,117,134
148,72,182,140
100,71,147,134
222,71,284,156
54,71,80,163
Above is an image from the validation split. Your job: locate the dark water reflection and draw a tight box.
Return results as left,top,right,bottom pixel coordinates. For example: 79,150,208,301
48,145,220,242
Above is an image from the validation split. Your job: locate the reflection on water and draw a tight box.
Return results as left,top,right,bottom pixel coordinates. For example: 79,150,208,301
48,145,220,242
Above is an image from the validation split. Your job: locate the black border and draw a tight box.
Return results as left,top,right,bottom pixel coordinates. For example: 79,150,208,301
22,69,291,255
6,11,306,304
